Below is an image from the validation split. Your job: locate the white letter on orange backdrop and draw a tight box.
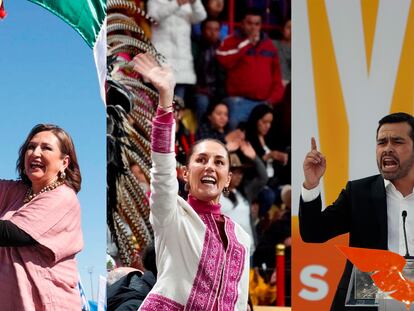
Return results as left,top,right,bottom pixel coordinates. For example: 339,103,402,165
299,265,328,301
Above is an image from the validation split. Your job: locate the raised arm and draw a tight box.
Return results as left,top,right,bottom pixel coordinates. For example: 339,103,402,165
303,137,326,190
147,0,180,23
239,141,268,202
189,0,207,24
299,137,350,242
131,53,178,227
132,53,175,111
216,36,252,69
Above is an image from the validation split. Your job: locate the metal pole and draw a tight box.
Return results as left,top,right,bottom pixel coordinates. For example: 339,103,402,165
276,244,285,306
87,266,94,301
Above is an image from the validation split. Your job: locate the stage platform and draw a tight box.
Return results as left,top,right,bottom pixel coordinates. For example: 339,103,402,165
255,307,291,311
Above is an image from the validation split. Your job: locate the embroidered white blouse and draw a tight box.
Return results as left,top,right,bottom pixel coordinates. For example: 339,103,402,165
139,108,250,311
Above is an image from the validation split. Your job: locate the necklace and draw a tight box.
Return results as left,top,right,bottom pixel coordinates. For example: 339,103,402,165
23,179,64,203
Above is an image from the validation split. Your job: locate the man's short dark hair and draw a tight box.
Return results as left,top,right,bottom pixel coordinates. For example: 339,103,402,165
201,17,221,32
377,112,414,143
241,7,263,20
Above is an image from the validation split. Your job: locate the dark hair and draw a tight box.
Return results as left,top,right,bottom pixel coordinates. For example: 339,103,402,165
245,104,274,159
241,7,263,20
142,242,157,276
16,124,82,193
377,112,414,144
202,0,226,20
200,17,221,32
202,100,229,127
186,138,231,167
205,100,228,117
248,295,254,311
246,104,273,139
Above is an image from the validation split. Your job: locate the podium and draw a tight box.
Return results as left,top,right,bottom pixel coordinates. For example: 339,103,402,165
345,259,414,310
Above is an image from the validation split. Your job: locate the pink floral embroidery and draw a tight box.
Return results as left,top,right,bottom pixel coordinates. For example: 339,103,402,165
140,293,184,311
217,219,246,310
186,214,225,310
151,108,174,153
186,214,246,311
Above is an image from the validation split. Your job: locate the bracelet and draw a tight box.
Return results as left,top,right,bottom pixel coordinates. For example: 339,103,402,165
157,105,174,118
161,104,173,110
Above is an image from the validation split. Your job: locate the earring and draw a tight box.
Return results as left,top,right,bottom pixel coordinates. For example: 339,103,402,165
184,183,190,192
223,187,230,197
59,171,66,180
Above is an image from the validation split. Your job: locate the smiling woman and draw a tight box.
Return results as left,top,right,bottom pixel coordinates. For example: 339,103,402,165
131,53,251,310
183,139,231,203
0,123,83,310
0,0,106,305
17,124,81,195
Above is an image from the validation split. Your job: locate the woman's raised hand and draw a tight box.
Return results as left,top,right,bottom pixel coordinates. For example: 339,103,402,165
132,53,176,110
270,150,289,165
240,140,256,160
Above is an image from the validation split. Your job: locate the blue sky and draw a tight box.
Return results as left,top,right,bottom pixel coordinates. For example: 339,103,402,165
0,1,106,301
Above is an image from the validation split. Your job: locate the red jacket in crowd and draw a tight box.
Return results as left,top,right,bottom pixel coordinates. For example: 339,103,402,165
216,31,284,105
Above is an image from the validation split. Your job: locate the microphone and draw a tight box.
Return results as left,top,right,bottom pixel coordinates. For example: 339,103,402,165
402,210,414,259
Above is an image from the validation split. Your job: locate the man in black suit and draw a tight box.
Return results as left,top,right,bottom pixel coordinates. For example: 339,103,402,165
299,112,414,310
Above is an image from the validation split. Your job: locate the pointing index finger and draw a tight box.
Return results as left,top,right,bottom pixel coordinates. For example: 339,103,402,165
311,137,317,151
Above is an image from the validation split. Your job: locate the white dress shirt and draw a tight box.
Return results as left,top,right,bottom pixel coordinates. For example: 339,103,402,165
301,181,414,256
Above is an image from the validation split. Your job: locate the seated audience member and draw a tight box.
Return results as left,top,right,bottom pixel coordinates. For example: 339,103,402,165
193,0,228,40
253,185,292,306
174,98,195,198
196,100,229,142
203,0,224,19
174,98,195,167
246,104,289,215
220,146,268,255
273,19,291,85
107,243,157,310
216,8,284,129
253,187,291,306
235,0,291,29
192,17,226,124
268,82,291,187
196,101,246,152
147,0,207,100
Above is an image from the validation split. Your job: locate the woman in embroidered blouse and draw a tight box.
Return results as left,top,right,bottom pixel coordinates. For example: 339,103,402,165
0,124,83,310
133,53,250,310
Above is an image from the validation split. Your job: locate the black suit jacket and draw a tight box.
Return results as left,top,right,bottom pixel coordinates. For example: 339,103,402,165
299,175,388,311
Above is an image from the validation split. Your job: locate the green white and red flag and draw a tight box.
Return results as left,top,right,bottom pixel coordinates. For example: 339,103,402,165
28,0,107,100
28,0,106,48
